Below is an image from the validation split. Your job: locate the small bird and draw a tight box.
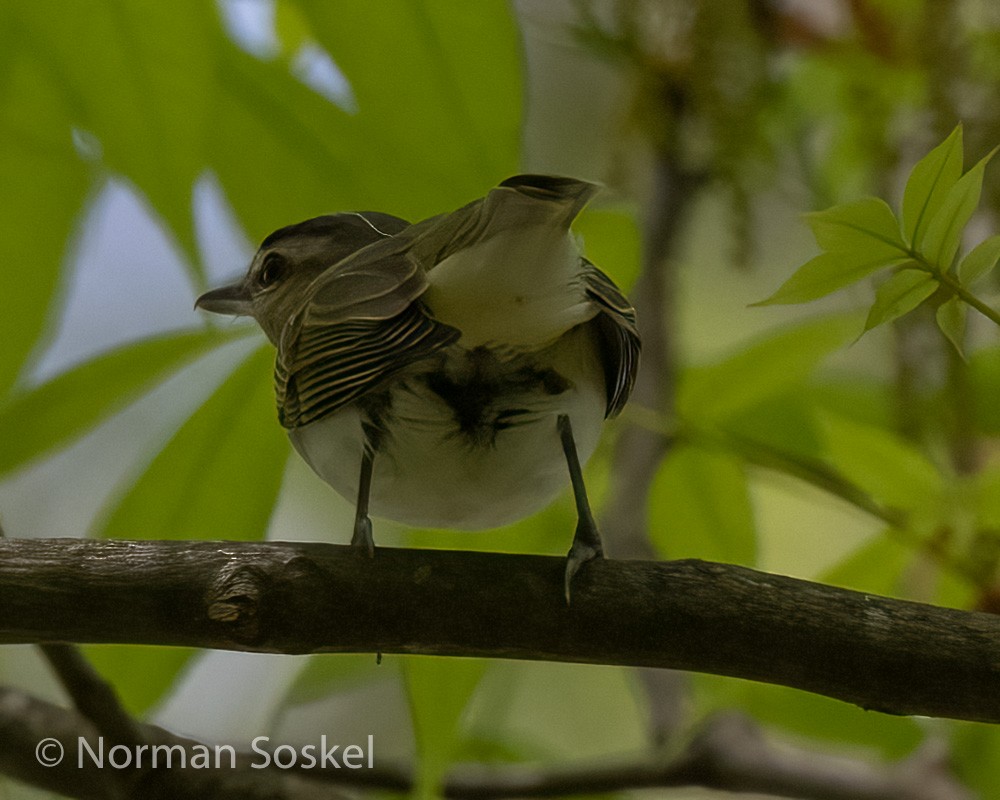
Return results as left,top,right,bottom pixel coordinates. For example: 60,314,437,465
196,175,639,598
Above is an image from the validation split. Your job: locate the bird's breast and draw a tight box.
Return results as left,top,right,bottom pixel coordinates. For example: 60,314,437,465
288,325,607,530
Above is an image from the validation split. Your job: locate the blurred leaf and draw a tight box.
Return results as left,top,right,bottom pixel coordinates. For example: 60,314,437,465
952,723,1000,800
208,29,374,242
95,345,288,541
902,125,963,249
0,12,92,396
574,208,641,291
284,654,384,707
819,412,943,516
213,0,521,244
973,466,1000,529
295,0,521,190
0,329,248,479
957,234,1000,286
404,656,487,799
805,377,894,430
678,315,859,424
970,346,1000,434
921,147,997,269
274,0,312,55
820,531,912,596
82,645,194,717
863,269,936,332
648,446,756,565
756,251,910,305
935,296,967,358
13,2,219,275
695,674,922,760
725,392,824,461
806,197,905,256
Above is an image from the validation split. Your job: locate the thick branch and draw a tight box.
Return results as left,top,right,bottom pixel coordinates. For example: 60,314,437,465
1,538,999,723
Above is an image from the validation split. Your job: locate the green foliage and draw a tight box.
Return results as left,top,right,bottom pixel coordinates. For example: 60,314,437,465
819,412,943,521
952,724,1000,799
901,125,965,249
82,645,196,717
0,8,93,396
94,345,288,541
863,269,937,331
696,673,923,760
0,329,249,479
821,532,913,597
957,234,1000,286
647,446,756,564
283,654,386,707
677,315,859,425
760,125,1000,344
404,657,488,799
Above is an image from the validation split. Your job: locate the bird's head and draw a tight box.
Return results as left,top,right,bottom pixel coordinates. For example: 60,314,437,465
195,211,409,343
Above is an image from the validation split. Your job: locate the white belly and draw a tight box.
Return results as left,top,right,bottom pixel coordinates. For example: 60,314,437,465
287,327,606,530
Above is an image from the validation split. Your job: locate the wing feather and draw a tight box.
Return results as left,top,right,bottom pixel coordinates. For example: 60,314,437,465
275,248,459,429
582,260,640,418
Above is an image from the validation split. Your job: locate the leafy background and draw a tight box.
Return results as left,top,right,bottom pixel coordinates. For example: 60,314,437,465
2,1,1000,798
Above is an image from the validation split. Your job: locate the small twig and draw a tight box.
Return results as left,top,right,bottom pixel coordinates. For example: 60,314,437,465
38,644,144,751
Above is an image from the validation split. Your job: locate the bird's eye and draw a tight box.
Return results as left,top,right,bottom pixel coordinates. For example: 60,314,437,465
259,252,287,288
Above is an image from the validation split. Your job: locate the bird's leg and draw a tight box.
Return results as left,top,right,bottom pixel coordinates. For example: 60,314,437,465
558,414,603,602
351,440,376,557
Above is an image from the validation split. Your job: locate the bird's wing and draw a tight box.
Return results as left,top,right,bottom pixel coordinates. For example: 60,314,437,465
582,260,641,418
275,249,459,429
401,175,601,268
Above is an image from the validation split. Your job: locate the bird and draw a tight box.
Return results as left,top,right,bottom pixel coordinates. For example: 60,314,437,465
195,174,640,599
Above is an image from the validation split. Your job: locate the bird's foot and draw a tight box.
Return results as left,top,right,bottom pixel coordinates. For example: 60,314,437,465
564,524,604,605
351,515,375,558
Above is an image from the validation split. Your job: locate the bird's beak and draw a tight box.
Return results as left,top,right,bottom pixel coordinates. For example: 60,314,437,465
195,282,253,316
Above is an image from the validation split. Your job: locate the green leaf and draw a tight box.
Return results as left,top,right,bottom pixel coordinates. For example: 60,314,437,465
208,31,375,243
295,0,521,190
695,673,922,760
82,645,195,716
863,269,936,331
756,251,910,306
0,15,92,396
936,296,967,358
820,531,912,596
284,654,384,707
921,147,998,269
957,234,1000,286
0,329,249,479
819,412,943,516
952,723,1000,800
973,466,1000,529
573,208,641,292
13,2,220,274
806,197,905,256
215,0,522,243
647,446,756,565
95,345,288,541
678,315,859,424
902,125,963,249
404,656,487,799
971,346,1000,435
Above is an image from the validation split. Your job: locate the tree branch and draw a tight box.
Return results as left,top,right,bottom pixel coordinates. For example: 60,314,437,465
1,538,999,723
